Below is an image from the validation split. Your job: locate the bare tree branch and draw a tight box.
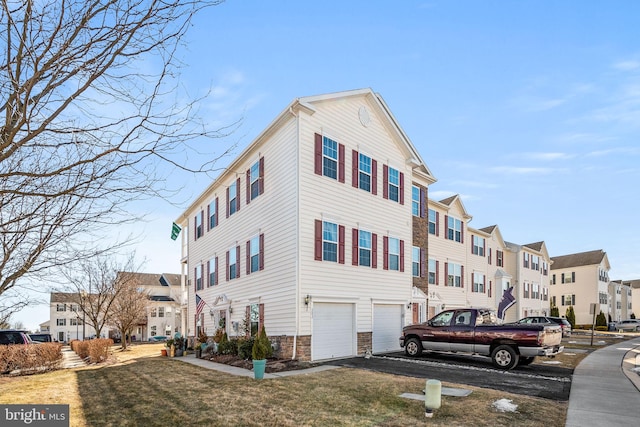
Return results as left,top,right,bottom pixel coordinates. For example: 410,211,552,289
0,0,233,302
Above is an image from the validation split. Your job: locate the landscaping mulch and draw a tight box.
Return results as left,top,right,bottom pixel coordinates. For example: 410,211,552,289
200,353,317,373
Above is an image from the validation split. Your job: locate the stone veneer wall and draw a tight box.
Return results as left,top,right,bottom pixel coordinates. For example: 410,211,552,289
271,335,311,361
412,183,429,296
357,331,372,355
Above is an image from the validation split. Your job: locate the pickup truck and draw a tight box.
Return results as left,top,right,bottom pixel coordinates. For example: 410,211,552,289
399,308,564,370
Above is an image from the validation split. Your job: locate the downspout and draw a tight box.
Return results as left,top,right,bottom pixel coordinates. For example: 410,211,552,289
291,105,300,360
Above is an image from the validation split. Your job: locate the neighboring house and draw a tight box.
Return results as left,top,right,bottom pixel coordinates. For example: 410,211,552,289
611,279,635,320
503,241,552,322
549,249,611,325
122,272,183,340
38,321,50,333
624,279,640,319
49,272,182,343
49,293,103,343
426,192,547,323
175,88,437,361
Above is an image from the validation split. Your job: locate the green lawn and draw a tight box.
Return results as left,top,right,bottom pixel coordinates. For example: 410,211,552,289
0,343,567,426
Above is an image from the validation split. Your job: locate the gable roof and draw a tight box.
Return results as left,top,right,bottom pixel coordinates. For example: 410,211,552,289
178,88,437,221
430,194,473,221
550,249,608,270
117,272,181,288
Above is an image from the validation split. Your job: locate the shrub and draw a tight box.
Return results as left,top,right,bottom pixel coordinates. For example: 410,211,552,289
565,306,576,328
217,333,235,355
237,337,254,360
596,311,607,327
0,343,63,375
87,339,113,363
595,326,608,331
251,326,272,360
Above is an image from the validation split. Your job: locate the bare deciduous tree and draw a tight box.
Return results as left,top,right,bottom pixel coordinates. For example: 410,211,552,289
0,0,232,310
63,253,140,339
108,272,150,350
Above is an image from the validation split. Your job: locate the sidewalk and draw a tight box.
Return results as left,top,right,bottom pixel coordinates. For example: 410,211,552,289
60,345,86,369
170,353,338,379
565,336,640,426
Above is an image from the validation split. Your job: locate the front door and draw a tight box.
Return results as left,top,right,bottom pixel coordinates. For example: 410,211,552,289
58,331,65,342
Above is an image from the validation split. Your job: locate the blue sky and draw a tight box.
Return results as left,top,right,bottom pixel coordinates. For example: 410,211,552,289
15,0,640,330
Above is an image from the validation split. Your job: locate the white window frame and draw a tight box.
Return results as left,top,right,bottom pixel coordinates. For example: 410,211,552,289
412,186,420,216
447,216,462,242
412,246,420,277
473,272,485,293
358,153,372,192
322,137,338,180
428,258,437,285
388,167,400,202
358,230,372,267
250,160,260,200
428,209,437,235
322,221,338,262
472,236,485,256
229,181,238,216
250,235,260,273
447,262,462,287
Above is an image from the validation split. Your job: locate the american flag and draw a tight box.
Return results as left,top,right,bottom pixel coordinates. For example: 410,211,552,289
195,294,206,316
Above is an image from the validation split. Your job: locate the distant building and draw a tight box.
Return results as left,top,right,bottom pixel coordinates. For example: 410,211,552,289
48,272,182,343
549,249,611,325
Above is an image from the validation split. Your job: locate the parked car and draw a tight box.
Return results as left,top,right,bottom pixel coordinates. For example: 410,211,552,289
515,316,572,338
400,308,564,370
28,333,52,343
0,330,32,345
615,319,640,332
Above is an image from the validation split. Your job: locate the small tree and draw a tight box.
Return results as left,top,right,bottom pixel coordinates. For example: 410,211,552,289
108,272,150,350
596,311,607,328
251,326,272,361
566,306,576,328
550,305,560,317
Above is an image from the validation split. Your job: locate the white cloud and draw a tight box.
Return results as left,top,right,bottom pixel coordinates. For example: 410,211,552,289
490,166,556,175
612,60,640,71
450,180,499,189
520,152,574,161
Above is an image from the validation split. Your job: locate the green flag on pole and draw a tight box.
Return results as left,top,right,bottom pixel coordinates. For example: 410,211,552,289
171,222,181,241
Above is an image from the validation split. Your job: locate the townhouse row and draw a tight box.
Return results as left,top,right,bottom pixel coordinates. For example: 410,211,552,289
175,88,612,362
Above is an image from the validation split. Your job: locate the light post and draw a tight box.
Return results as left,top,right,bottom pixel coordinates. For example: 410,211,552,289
76,315,79,340
81,290,86,340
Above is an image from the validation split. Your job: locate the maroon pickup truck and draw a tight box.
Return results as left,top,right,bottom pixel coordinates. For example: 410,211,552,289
399,308,564,370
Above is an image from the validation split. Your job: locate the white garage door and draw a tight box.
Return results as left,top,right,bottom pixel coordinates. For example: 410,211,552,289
373,304,402,353
312,303,355,360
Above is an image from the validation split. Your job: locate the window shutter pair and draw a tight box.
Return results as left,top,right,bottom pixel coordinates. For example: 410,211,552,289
313,220,345,263
351,150,378,194
245,157,265,205
245,234,265,275
314,133,345,182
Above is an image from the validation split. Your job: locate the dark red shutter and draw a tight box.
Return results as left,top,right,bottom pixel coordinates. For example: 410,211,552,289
488,248,492,265
246,240,250,275
215,198,219,227
226,251,229,281
314,220,322,261
259,233,264,270
194,267,197,291
338,144,345,183
226,187,230,218
236,245,241,278
259,157,265,195
352,150,358,188
194,215,197,240
435,212,439,237
444,262,448,286
483,276,486,294
461,265,464,288
460,222,464,244
372,233,377,269
371,159,378,195
471,237,474,254
245,306,251,338
352,228,358,265
383,164,388,199
399,172,405,205
383,236,389,270
245,168,251,205
215,257,218,285
314,133,322,175
399,240,405,272
235,178,241,212
436,261,440,285
206,260,210,287
338,225,345,264
207,204,210,232
444,215,448,239
259,304,265,331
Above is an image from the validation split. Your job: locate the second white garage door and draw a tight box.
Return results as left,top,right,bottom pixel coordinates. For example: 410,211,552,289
373,304,402,353
312,303,355,361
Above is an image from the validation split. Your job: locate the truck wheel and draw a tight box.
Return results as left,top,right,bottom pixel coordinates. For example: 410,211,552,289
518,356,535,366
491,345,519,370
404,338,423,357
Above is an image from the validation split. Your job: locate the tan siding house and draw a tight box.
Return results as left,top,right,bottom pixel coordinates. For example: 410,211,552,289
176,89,436,361
549,249,611,325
